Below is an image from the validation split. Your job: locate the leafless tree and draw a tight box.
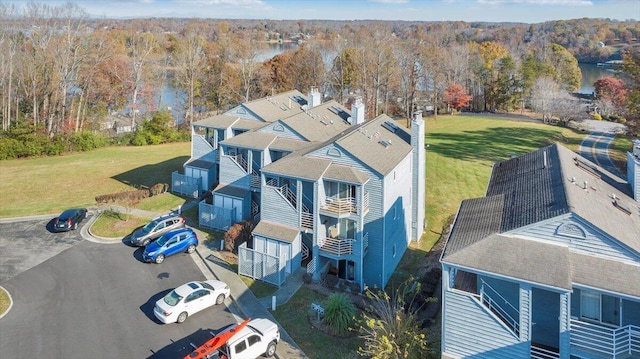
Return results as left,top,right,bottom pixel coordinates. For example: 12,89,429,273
174,25,206,126
530,76,559,123
126,32,156,129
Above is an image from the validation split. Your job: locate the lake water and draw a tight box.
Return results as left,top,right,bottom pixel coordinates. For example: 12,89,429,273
579,63,615,95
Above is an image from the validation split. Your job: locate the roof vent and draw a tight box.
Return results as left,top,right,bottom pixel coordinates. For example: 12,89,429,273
583,180,588,190
613,199,632,215
379,140,391,148
571,176,576,183
382,121,398,133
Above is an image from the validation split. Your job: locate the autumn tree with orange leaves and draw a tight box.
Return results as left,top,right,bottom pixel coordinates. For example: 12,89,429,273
444,83,472,113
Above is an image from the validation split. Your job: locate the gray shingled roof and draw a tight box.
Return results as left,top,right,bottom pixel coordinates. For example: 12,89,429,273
193,114,240,128
444,234,572,290
243,90,306,123
213,184,249,199
323,164,370,184
280,100,352,142
335,115,412,176
253,220,299,243
442,143,640,296
220,132,277,150
270,138,311,152
261,154,332,181
184,158,215,169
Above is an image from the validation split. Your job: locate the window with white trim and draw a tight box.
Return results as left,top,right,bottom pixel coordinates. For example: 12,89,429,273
580,290,620,325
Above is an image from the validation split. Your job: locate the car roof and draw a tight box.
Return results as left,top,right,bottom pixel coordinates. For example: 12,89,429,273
151,213,181,223
59,208,85,218
164,227,193,237
173,281,199,296
229,318,277,341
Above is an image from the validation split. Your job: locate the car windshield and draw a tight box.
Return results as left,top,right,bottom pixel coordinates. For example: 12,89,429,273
163,290,183,306
141,220,159,232
201,282,214,291
155,234,170,246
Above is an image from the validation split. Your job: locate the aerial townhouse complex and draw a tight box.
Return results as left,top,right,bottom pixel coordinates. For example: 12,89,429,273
172,88,426,291
440,140,640,358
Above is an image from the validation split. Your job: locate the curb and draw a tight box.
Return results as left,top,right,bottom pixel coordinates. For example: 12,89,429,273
0,285,14,320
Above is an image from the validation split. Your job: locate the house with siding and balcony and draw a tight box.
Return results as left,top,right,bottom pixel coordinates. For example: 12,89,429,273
172,88,426,291
440,142,640,359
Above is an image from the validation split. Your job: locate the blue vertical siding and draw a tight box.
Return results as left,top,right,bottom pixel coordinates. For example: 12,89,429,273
443,290,526,358
510,214,639,261
623,299,640,326
531,287,560,349
261,186,299,228
519,285,531,342
218,156,250,188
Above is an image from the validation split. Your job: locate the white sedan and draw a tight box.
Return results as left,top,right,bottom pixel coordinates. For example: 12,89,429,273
154,280,230,324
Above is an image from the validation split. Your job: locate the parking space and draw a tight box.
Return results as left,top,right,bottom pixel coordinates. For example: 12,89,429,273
0,219,237,359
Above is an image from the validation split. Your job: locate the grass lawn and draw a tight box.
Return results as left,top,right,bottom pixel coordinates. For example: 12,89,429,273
0,286,10,317
90,210,149,238
0,142,190,218
392,115,589,283
272,286,363,359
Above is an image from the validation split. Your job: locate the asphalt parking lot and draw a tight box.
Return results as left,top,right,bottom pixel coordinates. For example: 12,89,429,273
0,218,237,359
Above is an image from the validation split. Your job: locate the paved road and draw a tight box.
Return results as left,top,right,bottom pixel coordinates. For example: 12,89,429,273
579,131,624,178
0,219,237,359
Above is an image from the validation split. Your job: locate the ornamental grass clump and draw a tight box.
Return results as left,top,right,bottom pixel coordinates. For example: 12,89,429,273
323,293,356,334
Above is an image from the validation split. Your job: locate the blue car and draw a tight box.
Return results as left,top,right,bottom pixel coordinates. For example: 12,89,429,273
143,228,198,264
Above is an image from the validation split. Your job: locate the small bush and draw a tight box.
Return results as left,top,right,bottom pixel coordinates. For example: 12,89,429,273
223,221,253,253
322,293,356,334
591,113,602,121
150,183,169,196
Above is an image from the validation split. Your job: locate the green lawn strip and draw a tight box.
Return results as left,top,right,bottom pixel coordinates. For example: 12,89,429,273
90,210,149,238
239,277,278,298
610,135,633,176
135,192,187,213
0,286,10,316
271,287,363,359
0,142,190,218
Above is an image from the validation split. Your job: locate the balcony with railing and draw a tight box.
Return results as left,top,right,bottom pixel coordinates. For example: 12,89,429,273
319,237,354,256
320,192,369,217
570,319,640,358
250,169,260,189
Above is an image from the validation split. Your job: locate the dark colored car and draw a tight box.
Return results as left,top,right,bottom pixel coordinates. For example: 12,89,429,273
130,214,185,246
53,208,87,232
142,228,198,264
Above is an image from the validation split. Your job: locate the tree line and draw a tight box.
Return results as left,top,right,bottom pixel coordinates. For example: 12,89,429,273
1,2,638,160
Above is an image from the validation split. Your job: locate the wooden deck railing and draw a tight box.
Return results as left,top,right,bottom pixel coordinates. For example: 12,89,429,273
319,237,354,256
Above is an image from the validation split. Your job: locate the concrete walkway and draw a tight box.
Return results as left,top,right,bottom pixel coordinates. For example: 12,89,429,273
85,200,307,359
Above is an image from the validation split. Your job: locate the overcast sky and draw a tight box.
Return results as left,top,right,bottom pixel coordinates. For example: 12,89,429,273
5,0,639,23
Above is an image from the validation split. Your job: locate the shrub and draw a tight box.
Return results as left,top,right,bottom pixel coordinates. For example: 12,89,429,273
95,189,150,203
590,113,602,121
322,293,356,334
223,220,253,253
149,183,169,196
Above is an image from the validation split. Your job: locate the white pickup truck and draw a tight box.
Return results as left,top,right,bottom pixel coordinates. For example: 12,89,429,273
214,318,280,359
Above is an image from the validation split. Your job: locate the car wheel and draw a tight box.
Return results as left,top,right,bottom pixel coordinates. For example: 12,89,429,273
265,341,277,357
176,312,188,323
187,244,196,254
215,294,225,305
155,254,165,264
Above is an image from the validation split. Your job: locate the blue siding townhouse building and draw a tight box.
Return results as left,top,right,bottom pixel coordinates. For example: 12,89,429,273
172,88,426,291
440,142,640,358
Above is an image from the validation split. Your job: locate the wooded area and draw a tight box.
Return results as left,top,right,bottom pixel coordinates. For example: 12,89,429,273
1,1,639,152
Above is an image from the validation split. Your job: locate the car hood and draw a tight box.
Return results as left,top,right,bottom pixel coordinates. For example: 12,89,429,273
132,228,149,239
144,241,161,253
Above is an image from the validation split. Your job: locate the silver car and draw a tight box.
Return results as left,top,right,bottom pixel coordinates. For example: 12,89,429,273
130,214,185,246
